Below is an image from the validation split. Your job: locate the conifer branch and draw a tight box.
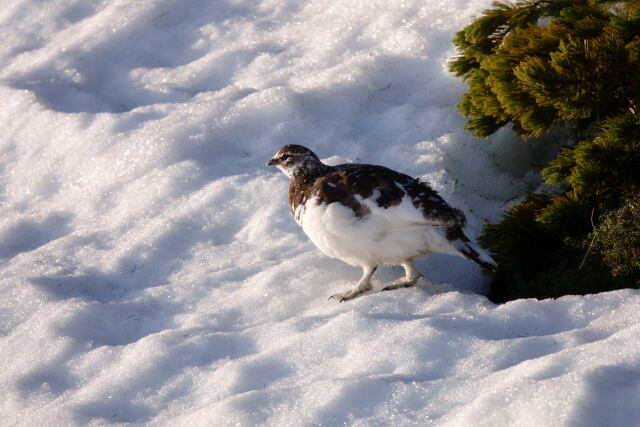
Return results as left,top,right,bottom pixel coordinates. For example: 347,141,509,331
578,207,597,270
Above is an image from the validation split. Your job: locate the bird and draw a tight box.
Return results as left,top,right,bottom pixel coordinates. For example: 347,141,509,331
267,144,496,302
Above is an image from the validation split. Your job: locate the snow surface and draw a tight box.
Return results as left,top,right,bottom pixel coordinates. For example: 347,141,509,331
1,0,639,425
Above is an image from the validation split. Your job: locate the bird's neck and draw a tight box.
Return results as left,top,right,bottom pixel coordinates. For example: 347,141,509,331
291,161,331,183
288,162,332,218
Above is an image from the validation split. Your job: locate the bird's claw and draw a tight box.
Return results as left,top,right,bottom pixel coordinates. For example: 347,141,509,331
328,293,350,302
328,290,364,302
381,275,422,292
381,283,412,291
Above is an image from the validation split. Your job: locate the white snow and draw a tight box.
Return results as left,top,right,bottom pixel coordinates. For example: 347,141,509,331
1,0,639,425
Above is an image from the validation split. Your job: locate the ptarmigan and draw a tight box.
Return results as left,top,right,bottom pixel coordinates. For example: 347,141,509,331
267,144,496,302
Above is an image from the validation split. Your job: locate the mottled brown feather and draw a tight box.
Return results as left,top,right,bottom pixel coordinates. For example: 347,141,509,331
288,162,466,229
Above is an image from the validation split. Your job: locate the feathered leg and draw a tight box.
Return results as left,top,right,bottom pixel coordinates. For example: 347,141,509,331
382,259,423,291
329,265,377,302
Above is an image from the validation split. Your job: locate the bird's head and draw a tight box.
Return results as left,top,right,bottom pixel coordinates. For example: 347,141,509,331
267,144,324,178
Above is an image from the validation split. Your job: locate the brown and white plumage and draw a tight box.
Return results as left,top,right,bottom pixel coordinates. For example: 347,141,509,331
268,144,496,301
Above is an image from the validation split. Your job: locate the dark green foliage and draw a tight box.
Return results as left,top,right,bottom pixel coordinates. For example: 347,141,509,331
543,113,640,207
451,0,640,301
450,0,640,138
478,194,628,302
478,194,557,282
483,112,640,301
592,197,640,281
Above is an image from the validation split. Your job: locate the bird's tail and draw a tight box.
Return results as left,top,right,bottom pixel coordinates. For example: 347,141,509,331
457,240,497,271
447,226,497,272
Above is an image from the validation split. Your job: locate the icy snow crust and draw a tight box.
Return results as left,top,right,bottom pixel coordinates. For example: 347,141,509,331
1,0,639,425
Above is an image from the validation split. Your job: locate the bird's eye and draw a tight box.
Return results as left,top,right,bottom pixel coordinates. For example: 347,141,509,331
280,154,291,160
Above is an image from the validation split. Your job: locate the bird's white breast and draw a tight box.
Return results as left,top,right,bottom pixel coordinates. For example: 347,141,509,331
297,194,464,267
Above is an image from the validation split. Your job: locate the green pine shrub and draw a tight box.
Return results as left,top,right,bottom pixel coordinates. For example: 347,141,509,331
480,193,631,302
450,0,640,301
450,0,640,138
592,197,640,281
543,112,640,209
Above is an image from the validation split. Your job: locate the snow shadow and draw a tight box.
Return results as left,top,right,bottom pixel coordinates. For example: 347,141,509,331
28,214,231,304
4,0,275,113
17,350,79,397
568,364,640,426
16,278,182,399
312,377,394,425
73,329,257,424
58,298,179,347
0,213,72,260
20,206,260,412
228,357,292,395
30,270,136,303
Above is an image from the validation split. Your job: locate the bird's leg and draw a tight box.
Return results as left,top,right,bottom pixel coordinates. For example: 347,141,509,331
382,259,423,291
329,266,377,302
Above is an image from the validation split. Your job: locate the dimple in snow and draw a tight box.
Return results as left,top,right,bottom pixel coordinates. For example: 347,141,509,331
268,144,497,302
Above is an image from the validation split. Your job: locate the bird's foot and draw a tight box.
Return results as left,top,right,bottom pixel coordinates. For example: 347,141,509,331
381,275,422,292
328,287,370,302
329,268,376,302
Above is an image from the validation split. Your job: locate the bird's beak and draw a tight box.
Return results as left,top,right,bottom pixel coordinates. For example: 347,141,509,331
267,157,277,166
